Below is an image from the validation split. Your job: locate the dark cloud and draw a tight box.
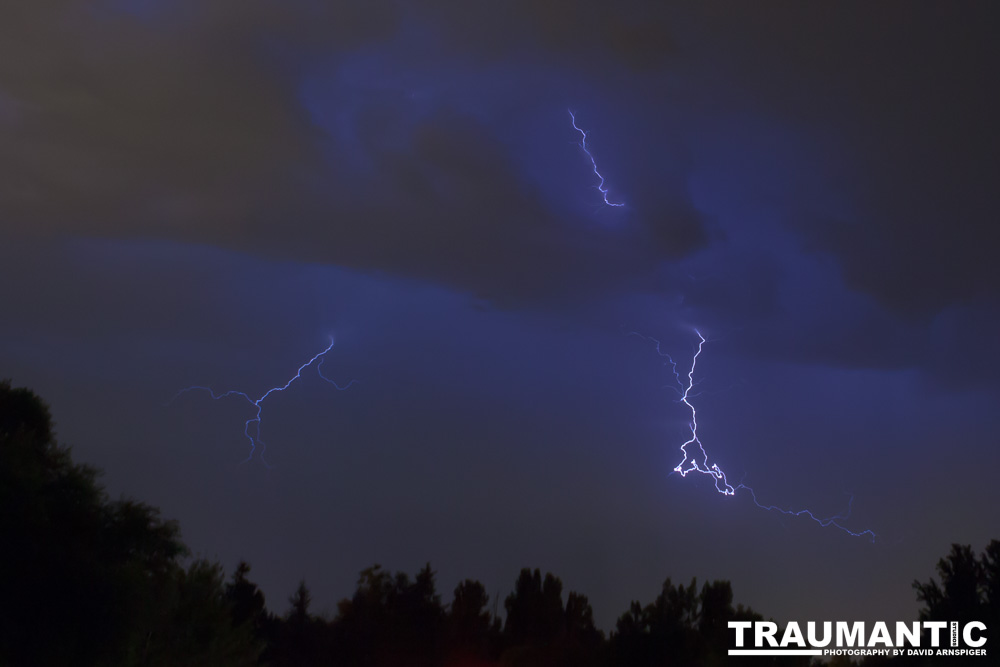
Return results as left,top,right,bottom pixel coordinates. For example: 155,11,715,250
297,109,708,305
2,0,999,640
0,0,336,234
422,0,675,68
683,1,1000,319
0,0,703,306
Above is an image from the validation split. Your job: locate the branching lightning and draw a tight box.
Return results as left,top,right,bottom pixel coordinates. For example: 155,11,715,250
635,330,875,541
568,110,625,208
170,338,355,467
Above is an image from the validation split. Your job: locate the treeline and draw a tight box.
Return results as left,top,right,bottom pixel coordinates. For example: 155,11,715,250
237,563,787,667
0,381,995,666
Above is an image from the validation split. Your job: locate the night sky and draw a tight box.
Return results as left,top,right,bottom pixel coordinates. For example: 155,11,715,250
2,1,999,631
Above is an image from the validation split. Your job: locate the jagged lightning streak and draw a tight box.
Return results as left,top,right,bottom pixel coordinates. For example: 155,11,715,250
170,338,355,467
672,331,736,495
636,330,875,541
568,110,625,207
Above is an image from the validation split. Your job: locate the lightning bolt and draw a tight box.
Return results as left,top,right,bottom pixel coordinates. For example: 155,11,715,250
568,110,625,208
170,337,355,467
671,330,735,494
636,330,875,541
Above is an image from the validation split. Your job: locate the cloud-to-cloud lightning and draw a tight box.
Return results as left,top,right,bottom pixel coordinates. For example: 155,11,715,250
171,338,355,466
636,331,876,541
569,110,625,207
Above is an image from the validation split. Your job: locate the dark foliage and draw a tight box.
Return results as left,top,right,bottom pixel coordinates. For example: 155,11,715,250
2,382,994,666
0,381,260,667
898,540,1000,666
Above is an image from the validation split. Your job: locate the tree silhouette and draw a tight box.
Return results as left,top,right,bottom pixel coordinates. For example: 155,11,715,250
16,379,977,667
0,381,260,666
984,540,1000,645
328,563,447,667
226,561,268,637
913,540,1000,658
0,381,184,665
447,579,500,664
136,560,262,667
266,580,331,667
608,576,804,667
289,580,313,625
503,568,564,649
499,568,604,667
